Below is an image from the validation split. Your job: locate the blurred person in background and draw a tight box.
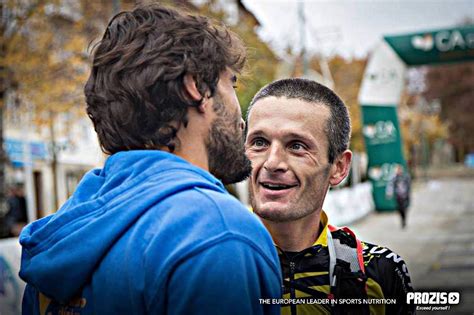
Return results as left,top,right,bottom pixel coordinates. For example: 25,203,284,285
386,165,411,228
246,78,414,315
4,184,28,237
18,4,281,315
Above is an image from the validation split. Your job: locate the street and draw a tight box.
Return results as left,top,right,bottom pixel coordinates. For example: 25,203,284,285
351,176,474,314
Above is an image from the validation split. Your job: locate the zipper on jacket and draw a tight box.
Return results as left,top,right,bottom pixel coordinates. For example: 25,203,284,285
289,260,297,315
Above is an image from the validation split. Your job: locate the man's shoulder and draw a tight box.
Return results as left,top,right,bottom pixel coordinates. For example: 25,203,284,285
163,185,251,219
136,165,252,220
361,241,413,294
175,187,270,239
361,242,409,272
329,229,411,285
146,186,273,251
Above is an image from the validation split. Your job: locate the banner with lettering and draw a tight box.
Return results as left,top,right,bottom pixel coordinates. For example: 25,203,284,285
361,106,406,210
359,25,473,211
384,25,474,66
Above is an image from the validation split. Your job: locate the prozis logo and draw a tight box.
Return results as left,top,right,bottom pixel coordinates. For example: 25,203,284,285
407,292,460,305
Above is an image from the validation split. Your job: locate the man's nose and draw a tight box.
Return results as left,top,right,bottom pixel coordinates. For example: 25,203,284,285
263,144,288,172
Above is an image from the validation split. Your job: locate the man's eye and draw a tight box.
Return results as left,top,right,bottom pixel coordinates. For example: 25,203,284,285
290,142,305,151
231,75,238,89
252,138,267,147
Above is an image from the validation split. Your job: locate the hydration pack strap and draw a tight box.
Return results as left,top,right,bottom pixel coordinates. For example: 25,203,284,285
327,225,366,290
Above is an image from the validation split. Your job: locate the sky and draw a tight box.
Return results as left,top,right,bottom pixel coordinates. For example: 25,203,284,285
241,0,474,59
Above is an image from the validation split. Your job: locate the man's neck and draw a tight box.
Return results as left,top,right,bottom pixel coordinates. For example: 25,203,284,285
262,210,323,252
173,108,211,172
175,144,209,171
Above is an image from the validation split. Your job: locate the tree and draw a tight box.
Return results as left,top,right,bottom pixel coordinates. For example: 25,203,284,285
398,93,449,173
190,0,278,116
1,1,48,226
2,0,118,211
231,15,278,115
422,63,474,161
327,56,367,153
307,55,367,152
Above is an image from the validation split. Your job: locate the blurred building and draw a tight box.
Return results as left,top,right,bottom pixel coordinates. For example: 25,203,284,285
1,0,115,223
4,104,103,221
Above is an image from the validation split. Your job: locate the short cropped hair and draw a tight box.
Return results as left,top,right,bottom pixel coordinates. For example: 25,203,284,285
248,78,351,164
85,4,246,154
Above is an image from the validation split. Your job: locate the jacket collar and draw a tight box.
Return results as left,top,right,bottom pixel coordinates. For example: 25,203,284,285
312,210,329,247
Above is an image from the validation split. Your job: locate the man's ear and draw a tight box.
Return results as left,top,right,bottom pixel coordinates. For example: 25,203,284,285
329,150,352,186
183,74,203,101
183,74,210,114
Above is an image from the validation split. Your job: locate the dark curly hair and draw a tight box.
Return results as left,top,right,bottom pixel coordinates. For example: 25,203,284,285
84,4,246,154
248,78,351,164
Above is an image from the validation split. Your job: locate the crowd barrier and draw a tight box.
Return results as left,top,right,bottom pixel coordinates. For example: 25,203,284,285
323,182,375,226
0,237,23,315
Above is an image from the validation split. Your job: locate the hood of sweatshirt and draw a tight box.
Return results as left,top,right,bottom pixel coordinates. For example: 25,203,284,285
19,150,225,303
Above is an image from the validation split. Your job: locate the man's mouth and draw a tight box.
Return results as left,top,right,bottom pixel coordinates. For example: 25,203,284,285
260,182,298,191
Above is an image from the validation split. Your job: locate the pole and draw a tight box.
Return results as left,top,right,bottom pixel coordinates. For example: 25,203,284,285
22,102,37,223
112,0,121,15
298,2,308,76
49,111,59,210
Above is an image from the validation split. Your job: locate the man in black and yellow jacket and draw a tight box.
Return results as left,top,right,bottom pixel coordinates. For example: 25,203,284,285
245,78,415,315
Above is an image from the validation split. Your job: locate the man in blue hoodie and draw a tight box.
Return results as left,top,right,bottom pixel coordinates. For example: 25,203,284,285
19,4,282,315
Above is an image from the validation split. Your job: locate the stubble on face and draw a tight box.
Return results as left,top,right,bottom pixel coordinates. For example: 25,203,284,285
250,163,332,223
246,97,334,224
207,93,252,185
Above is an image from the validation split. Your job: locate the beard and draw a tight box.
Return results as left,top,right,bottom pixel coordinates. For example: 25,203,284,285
206,96,252,185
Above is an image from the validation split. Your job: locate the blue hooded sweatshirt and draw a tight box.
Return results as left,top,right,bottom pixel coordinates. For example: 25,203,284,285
19,150,282,315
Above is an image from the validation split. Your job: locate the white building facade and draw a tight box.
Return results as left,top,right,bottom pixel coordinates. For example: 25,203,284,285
4,108,104,222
